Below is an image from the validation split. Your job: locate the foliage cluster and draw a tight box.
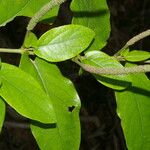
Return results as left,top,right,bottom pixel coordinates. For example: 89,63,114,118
0,0,150,150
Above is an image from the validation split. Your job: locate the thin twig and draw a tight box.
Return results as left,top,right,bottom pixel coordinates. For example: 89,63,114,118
0,48,34,55
123,29,150,49
116,29,150,55
145,60,150,64
27,0,67,31
73,58,150,75
0,48,22,54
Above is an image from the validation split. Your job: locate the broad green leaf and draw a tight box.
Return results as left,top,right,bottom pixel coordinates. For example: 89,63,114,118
0,0,58,27
20,56,81,150
0,97,5,132
82,51,131,90
0,1,28,26
34,24,95,62
24,32,38,48
71,0,110,51
115,63,150,150
124,50,150,62
0,63,56,123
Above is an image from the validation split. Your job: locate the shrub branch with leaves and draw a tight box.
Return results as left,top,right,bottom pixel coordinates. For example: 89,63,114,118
0,0,150,150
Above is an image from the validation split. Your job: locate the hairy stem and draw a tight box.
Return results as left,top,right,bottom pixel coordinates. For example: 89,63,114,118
116,29,150,55
73,58,150,75
27,0,67,31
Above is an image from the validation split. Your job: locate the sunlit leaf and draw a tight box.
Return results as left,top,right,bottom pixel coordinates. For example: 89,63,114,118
0,0,58,27
71,0,110,51
34,25,95,62
115,63,150,150
0,63,56,123
0,0,28,26
20,55,81,150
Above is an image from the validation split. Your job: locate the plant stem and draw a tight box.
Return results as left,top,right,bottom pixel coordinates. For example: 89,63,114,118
116,29,150,55
0,48,34,55
73,58,150,75
27,0,67,31
144,60,150,64
0,48,22,54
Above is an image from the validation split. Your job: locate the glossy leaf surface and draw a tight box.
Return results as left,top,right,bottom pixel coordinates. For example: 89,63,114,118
124,50,150,62
20,56,81,150
115,63,150,150
0,0,58,27
71,0,110,51
0,97,5,132
82,51,131,90
0,63,56,123
35,25,95,62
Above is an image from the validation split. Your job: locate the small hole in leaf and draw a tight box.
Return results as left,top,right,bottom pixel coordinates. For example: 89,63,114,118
68,106,75,112
29,55,36,60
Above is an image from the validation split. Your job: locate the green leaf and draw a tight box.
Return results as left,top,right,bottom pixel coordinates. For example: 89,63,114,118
34,24,95,62
20,56,81,150
82,51,131,90
0,97,5,133
71,0,110,51
0,0,58,27
24,32,38,48
0,63,56,123
0,1,28,26
124,50,150,62
115,63,150,150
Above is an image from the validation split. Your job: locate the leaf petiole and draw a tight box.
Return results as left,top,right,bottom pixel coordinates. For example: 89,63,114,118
0,48,34,55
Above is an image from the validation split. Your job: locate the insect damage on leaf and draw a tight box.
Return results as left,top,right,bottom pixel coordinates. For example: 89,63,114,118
68,105,75,112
